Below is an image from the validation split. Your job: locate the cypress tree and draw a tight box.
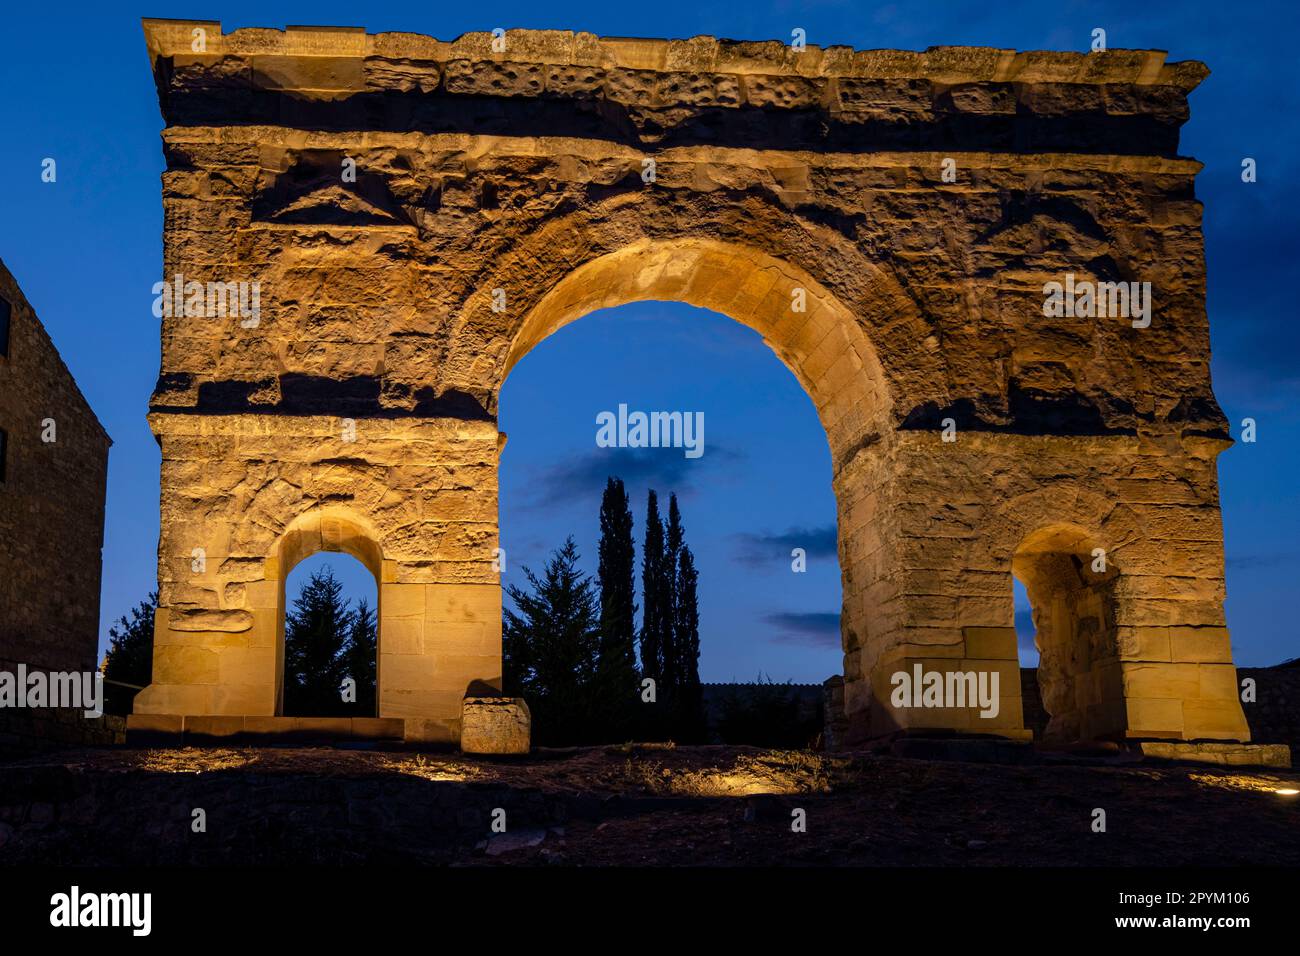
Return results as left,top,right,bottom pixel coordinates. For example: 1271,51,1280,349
640,490,665,683
597,477,637,679
344,597,378,716
675,543,704,739
661,494,685,689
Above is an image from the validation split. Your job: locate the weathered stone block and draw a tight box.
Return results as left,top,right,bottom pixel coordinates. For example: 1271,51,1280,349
1125,698,1185,737
1122,662,1201,700
402,716,457,744
185,715,246,738
1182,698,1252,740
460,697,531,754
1137,741,1288,768
1169,626,1234,663
963,626,1018,660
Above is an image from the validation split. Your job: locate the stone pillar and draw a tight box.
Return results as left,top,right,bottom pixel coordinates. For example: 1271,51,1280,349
133,412,507,745
1106,462,1251,742
835,430,1028,743
838,429,1251,746
388,578,504,743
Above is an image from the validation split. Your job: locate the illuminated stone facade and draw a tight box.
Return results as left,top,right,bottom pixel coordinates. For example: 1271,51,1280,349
135,19,1253,749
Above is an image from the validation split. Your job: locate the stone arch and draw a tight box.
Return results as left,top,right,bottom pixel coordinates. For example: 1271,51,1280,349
436,190,951,451
275,507,385,582
986,485,1138,563
498,237,894,460
135,20,1260,755
482,233,934,742
970,485,1136,744
270,507,384,717
1011,521,1123,743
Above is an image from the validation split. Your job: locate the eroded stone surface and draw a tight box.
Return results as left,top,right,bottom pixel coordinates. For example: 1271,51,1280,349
460,697,531,755
1137,741,1291,768
136,20,1250,748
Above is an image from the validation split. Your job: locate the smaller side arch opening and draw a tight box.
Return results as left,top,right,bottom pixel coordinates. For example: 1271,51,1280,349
1012,524,1124,745
274,511,383,718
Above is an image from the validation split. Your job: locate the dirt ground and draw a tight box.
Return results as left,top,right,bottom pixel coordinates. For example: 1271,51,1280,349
1,743,1297,866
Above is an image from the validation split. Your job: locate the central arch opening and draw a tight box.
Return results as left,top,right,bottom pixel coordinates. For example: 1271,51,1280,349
475,236,913,746
498,298,845,745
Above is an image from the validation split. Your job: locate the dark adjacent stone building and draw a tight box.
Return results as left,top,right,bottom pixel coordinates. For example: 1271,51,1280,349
0,257,112,749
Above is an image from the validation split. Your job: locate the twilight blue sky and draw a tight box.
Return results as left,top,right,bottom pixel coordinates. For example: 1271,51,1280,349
2,1,1296,681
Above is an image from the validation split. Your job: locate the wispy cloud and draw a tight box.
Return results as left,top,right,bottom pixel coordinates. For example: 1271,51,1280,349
732,524,837,568
523,444,744,509
765,611,841,648
1226,552,1300,571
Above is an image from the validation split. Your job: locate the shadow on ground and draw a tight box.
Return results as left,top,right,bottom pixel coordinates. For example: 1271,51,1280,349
0,745,1296,866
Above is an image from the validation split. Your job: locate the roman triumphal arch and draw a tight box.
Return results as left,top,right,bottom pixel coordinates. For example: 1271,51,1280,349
132,18,1259,755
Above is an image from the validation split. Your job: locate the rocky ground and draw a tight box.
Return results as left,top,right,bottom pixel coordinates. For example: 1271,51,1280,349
0,743,1297,866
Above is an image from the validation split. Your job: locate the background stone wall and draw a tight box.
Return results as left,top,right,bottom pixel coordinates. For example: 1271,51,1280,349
0,259,113,754
0,259,110,676
1236,665,1300,746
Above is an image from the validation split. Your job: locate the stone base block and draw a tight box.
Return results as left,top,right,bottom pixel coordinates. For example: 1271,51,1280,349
1135,740,1291,768
125,713,184,745
460,697,531,755
125,714,405,745
867,655,1029,740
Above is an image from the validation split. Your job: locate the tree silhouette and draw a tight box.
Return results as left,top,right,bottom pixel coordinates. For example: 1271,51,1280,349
635,490,706,740
103,592,157,714
596,477,640,737
500,488,706,745
343,597,378,715
639,490,665,684
283,566,375,716
503,537,604,745
675,543,704,739
597,477,638,681
661,493,685,688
